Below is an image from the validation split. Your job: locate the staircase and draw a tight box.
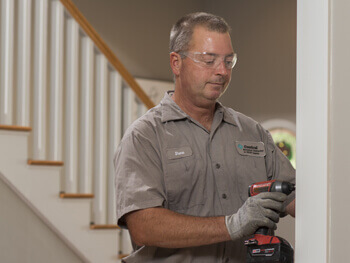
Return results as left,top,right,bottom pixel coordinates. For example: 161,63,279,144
0,0,155,262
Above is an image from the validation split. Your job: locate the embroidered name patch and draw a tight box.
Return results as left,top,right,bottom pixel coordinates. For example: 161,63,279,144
166,146,193,160
235,141,266,157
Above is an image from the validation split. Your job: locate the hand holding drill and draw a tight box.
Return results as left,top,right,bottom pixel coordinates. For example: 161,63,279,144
225,180,295,263
225,191,287,240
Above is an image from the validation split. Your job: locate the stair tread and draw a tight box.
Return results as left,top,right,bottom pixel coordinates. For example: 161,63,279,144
90,224,120,230
118,254,129,259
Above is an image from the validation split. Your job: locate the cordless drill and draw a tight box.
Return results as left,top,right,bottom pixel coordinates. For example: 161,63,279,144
244,180,295,263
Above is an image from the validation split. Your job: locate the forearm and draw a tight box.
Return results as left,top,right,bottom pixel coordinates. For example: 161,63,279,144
125,207,231,248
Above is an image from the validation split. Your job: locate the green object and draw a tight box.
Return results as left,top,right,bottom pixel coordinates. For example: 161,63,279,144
270,129,296,169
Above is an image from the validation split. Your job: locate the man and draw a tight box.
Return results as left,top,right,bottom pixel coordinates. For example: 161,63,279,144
114,12,295,262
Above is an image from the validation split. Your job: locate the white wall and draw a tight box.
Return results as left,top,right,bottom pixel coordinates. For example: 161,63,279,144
0,176,83,263
329,0,350,261
208,0,296,123
71,0,203,81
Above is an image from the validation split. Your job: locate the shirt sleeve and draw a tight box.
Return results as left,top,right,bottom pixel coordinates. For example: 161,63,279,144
264,128,296,206
114,121,166,228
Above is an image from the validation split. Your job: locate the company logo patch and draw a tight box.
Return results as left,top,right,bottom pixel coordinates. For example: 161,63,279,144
167,146,193,160
235,141,266,157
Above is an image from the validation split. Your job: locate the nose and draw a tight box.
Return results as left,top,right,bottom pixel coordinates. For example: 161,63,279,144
214,60,229,76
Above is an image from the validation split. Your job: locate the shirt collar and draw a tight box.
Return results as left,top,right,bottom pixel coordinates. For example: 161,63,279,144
216,101,238,126
160,91,237,127
160,91,188,122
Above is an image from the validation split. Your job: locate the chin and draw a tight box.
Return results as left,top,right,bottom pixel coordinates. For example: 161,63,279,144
204,94,222,103
208,89,224,100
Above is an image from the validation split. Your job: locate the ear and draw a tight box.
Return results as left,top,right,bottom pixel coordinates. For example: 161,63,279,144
170,52,182,76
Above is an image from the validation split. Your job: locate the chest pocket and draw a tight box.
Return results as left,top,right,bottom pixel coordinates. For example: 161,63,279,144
235,155,268,200
164,147,206,212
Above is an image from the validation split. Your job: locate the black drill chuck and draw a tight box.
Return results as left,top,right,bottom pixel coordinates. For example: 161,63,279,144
270,181,295,195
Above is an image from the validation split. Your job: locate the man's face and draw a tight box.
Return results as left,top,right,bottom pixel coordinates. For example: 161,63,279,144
176,26,234,107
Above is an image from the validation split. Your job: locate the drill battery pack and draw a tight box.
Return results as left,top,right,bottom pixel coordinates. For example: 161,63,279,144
245,234,294,263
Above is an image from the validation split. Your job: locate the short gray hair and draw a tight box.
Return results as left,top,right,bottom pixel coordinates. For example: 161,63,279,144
169,12,231,54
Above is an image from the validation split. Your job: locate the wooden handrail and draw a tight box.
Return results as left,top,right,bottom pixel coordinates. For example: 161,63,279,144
28,160,64,166
59,0,155,109
0,125,32,131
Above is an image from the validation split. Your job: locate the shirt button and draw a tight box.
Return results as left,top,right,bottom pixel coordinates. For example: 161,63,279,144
222,193,227,199
215,163,221,169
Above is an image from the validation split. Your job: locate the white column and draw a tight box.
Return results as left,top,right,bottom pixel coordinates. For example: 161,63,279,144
16,0,32,127
296,0,329,262
48,0,64,161
0,0,14,125
32,0,48,160
79,36,94,194
107,70,123,224
93,54,108,224
64,18,79,193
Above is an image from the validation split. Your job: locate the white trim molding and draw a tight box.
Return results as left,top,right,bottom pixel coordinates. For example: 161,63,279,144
296,0,330,262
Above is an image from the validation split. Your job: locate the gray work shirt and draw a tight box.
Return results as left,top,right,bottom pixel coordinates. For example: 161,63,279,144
114,92,295,263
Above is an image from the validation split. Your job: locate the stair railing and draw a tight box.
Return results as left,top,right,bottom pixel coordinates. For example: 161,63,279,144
0,0,155,257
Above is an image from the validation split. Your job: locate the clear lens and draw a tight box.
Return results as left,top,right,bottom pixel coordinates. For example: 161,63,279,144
182,52,237,69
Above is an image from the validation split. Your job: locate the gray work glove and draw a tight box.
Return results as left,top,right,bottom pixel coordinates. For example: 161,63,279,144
225,192,287,240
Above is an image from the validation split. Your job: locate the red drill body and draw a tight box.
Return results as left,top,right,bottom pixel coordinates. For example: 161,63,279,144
245,180,295,263
248,180,295,197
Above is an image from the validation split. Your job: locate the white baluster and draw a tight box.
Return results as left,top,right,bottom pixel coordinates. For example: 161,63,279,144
93,54,108,224
142,104,148,115
64,17,79,193
123,87,137,133
32,0,48,160
137,100,148,118
16,0,32,127
107,70,123,224
121,229,133,255
79,36,94,194
0,0,14,125
48,0,64,161
131,93,139,122
122,87,130,133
